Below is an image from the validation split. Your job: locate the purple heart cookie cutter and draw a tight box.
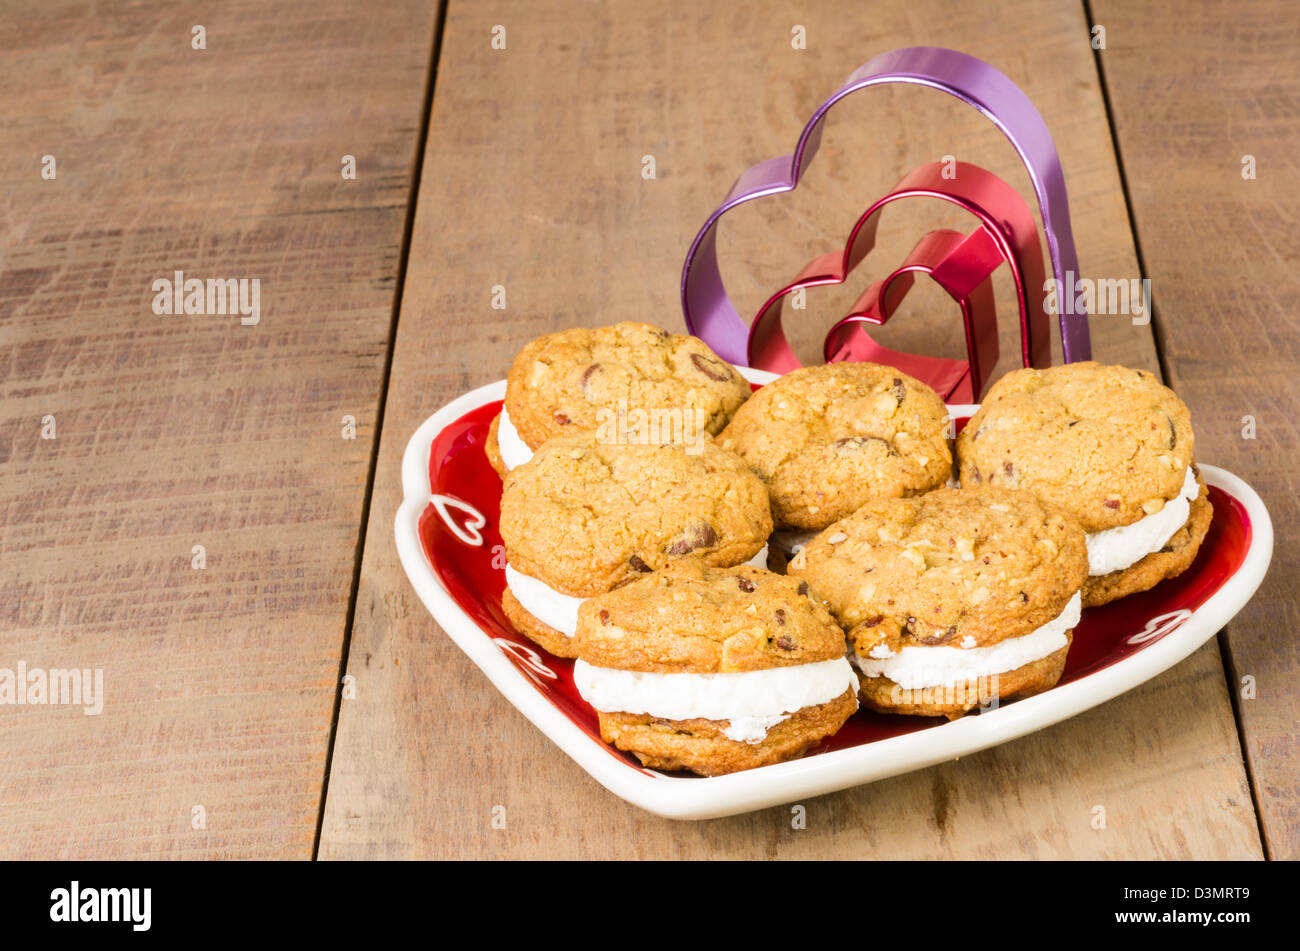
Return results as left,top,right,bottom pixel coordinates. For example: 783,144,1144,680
681,46,1091,367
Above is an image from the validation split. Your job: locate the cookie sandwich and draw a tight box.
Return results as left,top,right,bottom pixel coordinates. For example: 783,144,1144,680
572,559,859,775
498,432,773,658
487,321,751,475
717,362,952,563
956,362,1210,606
789,486,1088,719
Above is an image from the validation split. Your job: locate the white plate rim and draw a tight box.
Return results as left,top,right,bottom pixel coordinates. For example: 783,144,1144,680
394,370,1274,820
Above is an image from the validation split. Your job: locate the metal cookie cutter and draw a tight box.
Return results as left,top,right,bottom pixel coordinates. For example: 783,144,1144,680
681,46,1091,376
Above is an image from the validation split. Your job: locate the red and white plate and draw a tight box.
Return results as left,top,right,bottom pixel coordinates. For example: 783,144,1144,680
395,368,1273,819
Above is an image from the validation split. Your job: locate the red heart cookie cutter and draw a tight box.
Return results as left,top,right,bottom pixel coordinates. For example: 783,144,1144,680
748,160,1048,402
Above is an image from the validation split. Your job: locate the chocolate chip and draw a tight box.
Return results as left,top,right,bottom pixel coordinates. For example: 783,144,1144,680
554,412,571,425
775,635,795,650
1167,415,1177,449
892,377,906,403
628,554,652,572
690,352,730,382
1104,499,1120,510
1003,461,1016,478
796,581,810,596
737,577,756,593
1020,591,1029,603
864,615,883,627
580,364,603,392
775,609,786,626
917,625,958,646
982,556,990,564
599,610,611,625
668,522,718,555
1067,420,1080,428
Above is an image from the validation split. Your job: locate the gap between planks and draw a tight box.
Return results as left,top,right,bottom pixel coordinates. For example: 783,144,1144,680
310,0,451,861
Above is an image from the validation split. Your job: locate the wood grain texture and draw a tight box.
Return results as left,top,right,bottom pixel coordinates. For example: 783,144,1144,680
319,0,1261,858
0,1,439,857
1089,0,1300,858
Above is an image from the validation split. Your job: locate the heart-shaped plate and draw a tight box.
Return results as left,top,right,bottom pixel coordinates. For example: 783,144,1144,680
395,368,1272,819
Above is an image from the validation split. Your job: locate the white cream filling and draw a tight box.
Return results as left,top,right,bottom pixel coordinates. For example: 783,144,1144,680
505,564,585,636
853,591,1081,689
573,656,858,744
504,544,771,639
1085,467,1198,576
495,406,534,470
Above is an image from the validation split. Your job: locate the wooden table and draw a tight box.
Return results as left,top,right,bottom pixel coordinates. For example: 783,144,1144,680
1,0,1293,859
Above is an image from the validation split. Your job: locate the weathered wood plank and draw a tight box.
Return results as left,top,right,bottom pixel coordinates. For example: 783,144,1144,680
1089,0,1300,858
0,0,440,857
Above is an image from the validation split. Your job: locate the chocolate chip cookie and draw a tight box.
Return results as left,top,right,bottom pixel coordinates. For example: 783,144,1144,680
498,433,773,657
572,559,858,775
488,322,751,474
789,485,1088,718
717,363,952,530
956,362,1207,606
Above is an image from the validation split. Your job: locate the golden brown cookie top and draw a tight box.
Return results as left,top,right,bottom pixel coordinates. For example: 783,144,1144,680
788,486,1087,656
503,322,751,450
500,432,772,596
574,559,847,674
956,362,1194,532
716,362,952,530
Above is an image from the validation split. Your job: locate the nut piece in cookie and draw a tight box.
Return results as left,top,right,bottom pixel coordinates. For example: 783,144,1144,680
487,321,751,475
572,559,858,776
789,486,1088,719
497,433,773,658
717,362,952,531
956,362,1207,605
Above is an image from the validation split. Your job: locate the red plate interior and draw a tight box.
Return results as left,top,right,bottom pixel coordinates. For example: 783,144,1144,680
419,400,1252,778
